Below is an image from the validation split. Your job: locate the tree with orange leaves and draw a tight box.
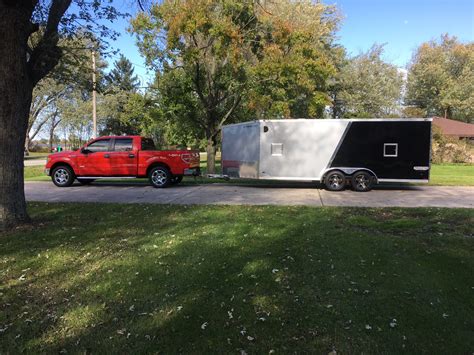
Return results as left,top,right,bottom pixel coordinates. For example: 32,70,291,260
131,0,340,173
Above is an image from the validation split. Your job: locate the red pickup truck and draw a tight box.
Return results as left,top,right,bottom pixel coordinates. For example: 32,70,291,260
45,136,200,188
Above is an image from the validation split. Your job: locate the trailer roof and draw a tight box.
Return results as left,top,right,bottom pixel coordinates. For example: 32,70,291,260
223,118,432,128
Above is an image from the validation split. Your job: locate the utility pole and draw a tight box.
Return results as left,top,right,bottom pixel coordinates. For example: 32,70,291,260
91,50,97,138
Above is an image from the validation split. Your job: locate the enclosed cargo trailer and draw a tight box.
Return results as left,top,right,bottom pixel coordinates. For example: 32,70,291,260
221,119,432,191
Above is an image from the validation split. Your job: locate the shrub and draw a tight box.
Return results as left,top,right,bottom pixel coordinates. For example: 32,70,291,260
431,126,473,163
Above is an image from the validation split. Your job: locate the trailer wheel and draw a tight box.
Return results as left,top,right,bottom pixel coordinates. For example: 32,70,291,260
324,171,346,191
351,171,374,192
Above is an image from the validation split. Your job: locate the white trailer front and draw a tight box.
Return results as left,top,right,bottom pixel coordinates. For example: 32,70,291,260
221,119,432,191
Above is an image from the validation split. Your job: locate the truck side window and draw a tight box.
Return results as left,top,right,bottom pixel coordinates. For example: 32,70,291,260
114,138,133,151
141,138,156,151
87,139,111,152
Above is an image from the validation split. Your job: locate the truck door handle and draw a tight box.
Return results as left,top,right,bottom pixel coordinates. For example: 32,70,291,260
104,154,110,158
129,154,135,158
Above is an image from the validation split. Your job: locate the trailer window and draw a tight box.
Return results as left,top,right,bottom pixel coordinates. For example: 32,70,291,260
383,143,398,157
271,143,283,156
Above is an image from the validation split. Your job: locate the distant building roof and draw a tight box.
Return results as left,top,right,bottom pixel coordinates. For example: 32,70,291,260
432,117,474,138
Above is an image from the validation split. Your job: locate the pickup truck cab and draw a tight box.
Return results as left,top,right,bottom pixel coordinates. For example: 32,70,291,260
45,136,200,188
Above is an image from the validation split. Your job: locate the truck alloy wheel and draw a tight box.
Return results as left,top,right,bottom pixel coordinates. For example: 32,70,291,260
325,171,346,191
351,171,373,192
149,166,171,188
52,166,75,187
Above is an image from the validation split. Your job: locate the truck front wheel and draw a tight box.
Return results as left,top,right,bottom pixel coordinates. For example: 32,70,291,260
51,165,75,187
149,166,171,188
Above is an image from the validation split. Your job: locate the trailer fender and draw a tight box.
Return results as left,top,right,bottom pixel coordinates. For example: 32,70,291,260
320,168,378,183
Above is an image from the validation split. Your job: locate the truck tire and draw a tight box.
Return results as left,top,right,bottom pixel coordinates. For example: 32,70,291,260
77,178,95,185
149,166,171,188
170,175,183,185
351,171,374,192
51,165,75,187
324,170,346,191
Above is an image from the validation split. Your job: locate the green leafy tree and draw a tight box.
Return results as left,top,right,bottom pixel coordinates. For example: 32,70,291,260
26,78,67,151
131,0,339,173
337,44,403,118
248,1,339,119
0,0,125,229
105,54,140,92
26,34,96,151
406,34,474,122
101,55,147,135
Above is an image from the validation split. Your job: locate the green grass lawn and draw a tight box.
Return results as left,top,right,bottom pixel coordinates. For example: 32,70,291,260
24,166,49,181
25,162,474,186
24,152,49,160
429,164,474,186
1,203,473,353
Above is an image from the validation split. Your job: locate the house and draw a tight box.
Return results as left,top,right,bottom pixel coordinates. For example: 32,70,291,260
432,117,474,142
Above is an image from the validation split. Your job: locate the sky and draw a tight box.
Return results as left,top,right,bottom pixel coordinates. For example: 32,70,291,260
104,0,474,84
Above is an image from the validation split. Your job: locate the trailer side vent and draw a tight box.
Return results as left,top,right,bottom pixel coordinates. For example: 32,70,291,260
383,143,398,157
263,126,269,133
271,143,283,156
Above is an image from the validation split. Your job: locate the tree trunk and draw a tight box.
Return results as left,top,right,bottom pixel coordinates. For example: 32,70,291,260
0,8,33,230
25,135,30,152
49,124,55,153
206,136,217,174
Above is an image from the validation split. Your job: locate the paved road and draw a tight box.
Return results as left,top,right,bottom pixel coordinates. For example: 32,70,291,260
25,181,474,208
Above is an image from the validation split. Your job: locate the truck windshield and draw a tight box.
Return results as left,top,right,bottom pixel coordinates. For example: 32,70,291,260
141,138,156,151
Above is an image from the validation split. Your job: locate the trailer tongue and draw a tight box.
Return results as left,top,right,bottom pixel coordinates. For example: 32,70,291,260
221,118,432,192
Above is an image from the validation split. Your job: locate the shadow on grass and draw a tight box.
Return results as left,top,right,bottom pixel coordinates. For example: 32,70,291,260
1,204,473,353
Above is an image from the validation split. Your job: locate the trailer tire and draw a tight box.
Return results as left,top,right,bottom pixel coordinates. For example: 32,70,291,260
324,170,346,191
351,171,374,192
149,166,171,188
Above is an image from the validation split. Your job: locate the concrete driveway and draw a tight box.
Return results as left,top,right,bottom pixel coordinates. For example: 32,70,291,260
25,181,474,208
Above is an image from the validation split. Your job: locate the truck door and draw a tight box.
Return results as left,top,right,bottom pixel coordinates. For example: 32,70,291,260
77,138,113,176
109,137,138,176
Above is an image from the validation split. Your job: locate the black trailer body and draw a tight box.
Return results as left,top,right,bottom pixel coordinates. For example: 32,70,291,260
329,120,431,182
221,118,432,191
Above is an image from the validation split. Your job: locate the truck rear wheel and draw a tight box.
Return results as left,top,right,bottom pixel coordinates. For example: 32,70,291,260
324,171,346,191
51,165,75,187
149,166,171,188
351,171,374,192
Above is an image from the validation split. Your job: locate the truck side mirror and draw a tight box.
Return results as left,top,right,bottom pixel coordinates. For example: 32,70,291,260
81,147,91,154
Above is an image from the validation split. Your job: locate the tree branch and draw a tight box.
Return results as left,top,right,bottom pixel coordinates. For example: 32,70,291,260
217,94,242,133
28,0,72,85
